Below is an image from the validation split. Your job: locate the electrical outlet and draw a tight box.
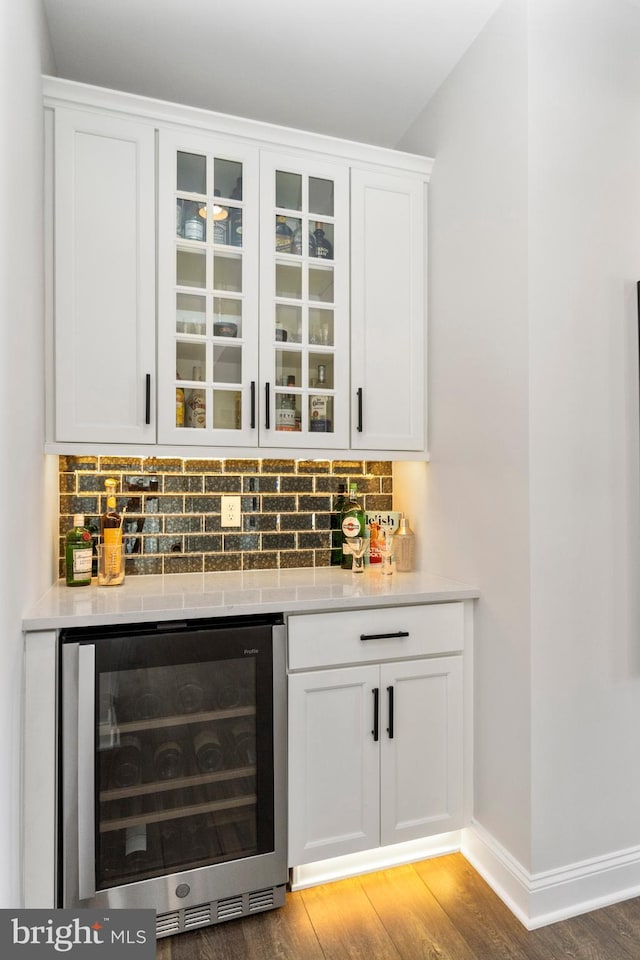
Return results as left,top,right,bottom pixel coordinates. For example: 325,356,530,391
221,495,241,527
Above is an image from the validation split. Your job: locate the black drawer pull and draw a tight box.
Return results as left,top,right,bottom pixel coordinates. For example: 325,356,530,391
250,380,256,429
360,630,410,642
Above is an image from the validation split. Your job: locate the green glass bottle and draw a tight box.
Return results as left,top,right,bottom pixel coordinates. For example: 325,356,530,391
340,483,365,570
330,483,348,566
65,514,93,586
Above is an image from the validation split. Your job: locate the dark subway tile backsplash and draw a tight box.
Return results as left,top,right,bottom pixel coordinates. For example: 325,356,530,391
58,457,393,578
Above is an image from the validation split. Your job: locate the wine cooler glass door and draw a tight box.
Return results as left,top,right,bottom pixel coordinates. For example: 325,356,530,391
61,616,284,907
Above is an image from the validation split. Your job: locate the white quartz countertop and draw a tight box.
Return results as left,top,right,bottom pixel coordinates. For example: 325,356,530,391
23,567,479,631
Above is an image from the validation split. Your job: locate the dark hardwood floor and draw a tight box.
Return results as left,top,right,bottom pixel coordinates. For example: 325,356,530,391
156,853,640,959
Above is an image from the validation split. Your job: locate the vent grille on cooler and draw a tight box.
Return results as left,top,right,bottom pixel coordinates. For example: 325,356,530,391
217,895,244,921
155,885,285,938
184,904,213,929
249,888,275,912
156,912,181,938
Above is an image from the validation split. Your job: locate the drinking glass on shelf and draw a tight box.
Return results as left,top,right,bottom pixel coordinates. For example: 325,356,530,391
345,536,367,573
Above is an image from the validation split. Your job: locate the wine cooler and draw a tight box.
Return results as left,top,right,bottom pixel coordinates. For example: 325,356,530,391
59,614,287,937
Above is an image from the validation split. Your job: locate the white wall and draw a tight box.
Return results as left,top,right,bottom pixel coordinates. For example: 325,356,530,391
0,0,55,906
399,0,640,895
398,0,532,870
528,0,640,873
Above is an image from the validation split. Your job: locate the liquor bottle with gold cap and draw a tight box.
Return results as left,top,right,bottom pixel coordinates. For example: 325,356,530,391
100,478,124,584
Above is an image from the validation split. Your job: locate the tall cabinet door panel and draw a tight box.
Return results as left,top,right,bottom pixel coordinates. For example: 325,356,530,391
288,665,380,866
259,154,350,449
157,131,260,445
379,656,463,846
350,169,426,452
54,108,156,443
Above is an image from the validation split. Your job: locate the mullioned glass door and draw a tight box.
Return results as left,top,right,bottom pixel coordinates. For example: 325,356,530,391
259,153,349,448
158,131,259,446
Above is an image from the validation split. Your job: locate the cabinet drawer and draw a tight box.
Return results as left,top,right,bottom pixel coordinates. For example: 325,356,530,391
288,602,464,670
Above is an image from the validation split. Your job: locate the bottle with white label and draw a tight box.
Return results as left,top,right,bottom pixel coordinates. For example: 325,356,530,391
65,514,93,586
276,375,298,431
340,483,365,570
186,365,206,428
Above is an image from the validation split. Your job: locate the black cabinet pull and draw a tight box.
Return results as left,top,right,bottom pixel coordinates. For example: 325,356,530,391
372,687,379,742
265,382,271,430
145,374,151,425
360,631,410,642
387,685,394,739
357,387,363,432
250,381,256,429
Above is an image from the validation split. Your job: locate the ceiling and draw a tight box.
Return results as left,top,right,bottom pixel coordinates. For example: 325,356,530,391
42,0,504,148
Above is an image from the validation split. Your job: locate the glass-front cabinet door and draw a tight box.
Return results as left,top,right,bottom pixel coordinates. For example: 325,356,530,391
158,131,259,445
259,154,349,448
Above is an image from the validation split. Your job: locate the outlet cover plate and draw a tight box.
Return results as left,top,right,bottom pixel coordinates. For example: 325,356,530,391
221,495,241,527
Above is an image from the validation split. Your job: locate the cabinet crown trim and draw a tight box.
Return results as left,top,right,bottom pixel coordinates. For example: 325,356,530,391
42,76,434,178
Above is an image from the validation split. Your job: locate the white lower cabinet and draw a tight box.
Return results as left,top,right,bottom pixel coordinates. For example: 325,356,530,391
287,605,465,867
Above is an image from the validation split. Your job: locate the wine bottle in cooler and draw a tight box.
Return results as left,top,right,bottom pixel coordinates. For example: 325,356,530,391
153,739,184,780
193,727,225,773
109,735,142,788
175,669,205,713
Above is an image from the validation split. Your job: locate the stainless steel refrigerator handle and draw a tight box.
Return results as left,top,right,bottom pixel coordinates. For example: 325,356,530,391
77,643,96,901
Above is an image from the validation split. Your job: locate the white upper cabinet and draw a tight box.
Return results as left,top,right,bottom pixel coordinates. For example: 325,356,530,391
350,169,426,451
52,107,156,444
45,80,431,458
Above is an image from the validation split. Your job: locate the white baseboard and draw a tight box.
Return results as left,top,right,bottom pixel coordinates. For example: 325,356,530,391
463,820,640,929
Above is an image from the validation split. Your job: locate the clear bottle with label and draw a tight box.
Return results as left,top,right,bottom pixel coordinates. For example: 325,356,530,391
291,223,317,256
186,364,206,428
183,201,205,241
340,483,366,569
276,375,298,431
275,215,293,253
65,514,93,586
313,222,333,259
